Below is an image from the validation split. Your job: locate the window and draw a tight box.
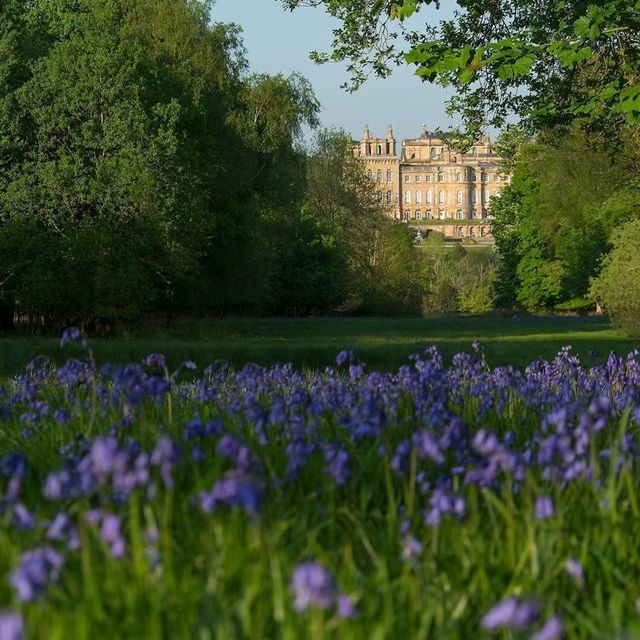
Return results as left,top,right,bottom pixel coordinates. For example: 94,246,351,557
471,189,478,204
430,147,437,159
386,191,393,205
404,210,410,221
376,144,382,156
377,169,382,183
470,170,476,181
405,190,411,204
438,191,445,205
426,190,433,204
482,190,488,203
482,172,488,182
439,209,445,220
471,209,477,219
426,175,432,182
387,169,392,183
426,209,432,220
367,170,372,183
415,210,422,220
495,174,501,183
404,175,410,183
456,190,463,205
437,172,444,182
416,175,422,183
456,209,464,220
455,172,461,182
416,191,422,205
377,191,383,203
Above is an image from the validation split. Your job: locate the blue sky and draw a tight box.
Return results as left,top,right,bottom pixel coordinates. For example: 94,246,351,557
211,0,457,144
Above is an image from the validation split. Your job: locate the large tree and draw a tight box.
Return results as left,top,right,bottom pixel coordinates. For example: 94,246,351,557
282,0,640,138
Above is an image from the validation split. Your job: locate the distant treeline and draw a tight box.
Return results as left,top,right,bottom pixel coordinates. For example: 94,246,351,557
0,0,425,331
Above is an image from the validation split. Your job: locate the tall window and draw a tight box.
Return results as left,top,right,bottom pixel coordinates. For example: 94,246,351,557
376,144,382,156
405,190,411,204
386,191,393,205
495,174,501,182
426,190,433,204
404,175,410,183
471,189,478,204
426,210,432,220
404,210,410,221
415,210,422,221
377,169,382,183
482,190,488,203
455,172,461,182
456,209,464,220
377,191,383,203
416,191,422,205
430,147,437,159
438,191,445,205
367,170,372,183
456,190,463,204
387,169,392,183
416,175,422,183
426,175,432,182
437,172,444,182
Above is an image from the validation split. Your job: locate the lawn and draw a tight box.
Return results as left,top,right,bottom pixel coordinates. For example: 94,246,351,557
0,315,637,376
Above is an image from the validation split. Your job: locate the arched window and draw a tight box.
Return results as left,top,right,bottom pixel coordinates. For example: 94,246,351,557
416,191,422,205
438,191,445,205
387,169,392,183
404,210,410,221
415,210,422,221
377,169,382,183
367,170,372,183
456,190,463,204
439,209,445,220
405,190,411,204
456,209,464,220
430,147,437,159
426,209,432,220
376,144,382,156
386,191,393,205
426,190,433,204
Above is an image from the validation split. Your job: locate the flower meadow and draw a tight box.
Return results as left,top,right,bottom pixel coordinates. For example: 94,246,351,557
1,334,640,639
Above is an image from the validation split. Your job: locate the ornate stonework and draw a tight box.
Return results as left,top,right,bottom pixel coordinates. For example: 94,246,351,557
355,125,510,242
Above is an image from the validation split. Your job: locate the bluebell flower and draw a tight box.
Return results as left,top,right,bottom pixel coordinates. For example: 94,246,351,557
481,597,541,631
535,496,555,520
531,616,564,640
0,612,23,640
11,547,64,602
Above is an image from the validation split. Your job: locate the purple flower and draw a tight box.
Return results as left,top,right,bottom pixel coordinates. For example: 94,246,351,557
60,327,87,348
401,535,423,562
535,496,555,520
199,471,262,516
10,547,65,602
0,612,23,640
564,558,584,584
144,353,166,369
531,616,564,640
12,504,36,531
336,593,357,619
322,444,350,485
481,597,541,631
412,429,445,464
290,562,337,611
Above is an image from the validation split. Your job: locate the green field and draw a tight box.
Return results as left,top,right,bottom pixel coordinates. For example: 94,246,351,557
1,315,637,376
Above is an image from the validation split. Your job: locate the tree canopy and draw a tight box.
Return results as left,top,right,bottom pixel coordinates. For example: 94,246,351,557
282,0,640,138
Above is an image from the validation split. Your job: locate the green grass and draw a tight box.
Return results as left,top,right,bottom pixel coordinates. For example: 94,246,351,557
1,315,637,376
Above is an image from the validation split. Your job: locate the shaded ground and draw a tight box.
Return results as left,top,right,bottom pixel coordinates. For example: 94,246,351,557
0,315,637,376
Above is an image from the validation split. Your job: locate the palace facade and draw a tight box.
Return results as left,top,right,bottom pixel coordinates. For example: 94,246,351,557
355,125,509,241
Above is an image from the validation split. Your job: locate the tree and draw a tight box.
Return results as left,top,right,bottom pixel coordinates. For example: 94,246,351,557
282,0,640,138
590,220,640,334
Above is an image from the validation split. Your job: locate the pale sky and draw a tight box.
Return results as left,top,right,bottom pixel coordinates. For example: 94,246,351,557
211,0,458,144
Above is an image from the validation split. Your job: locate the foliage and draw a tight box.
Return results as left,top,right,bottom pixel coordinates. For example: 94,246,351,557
2,341,640,636
491,126,640,311
283,0,640,138
590,219,640,335
421,246,498,313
